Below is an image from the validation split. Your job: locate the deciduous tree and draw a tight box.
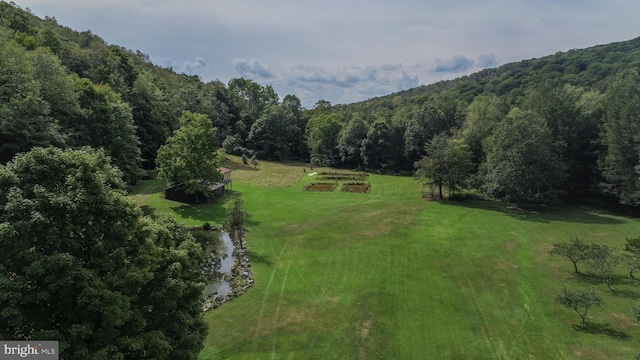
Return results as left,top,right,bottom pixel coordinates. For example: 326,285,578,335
555,288,603,329
549,236,596,274
624,237,640,279
156,111,224,196
587,244,621,291
600,70,640,205
338,113,368,168
414,134,473,198
0,147,207,359
306,113,342,166
480,108,566,206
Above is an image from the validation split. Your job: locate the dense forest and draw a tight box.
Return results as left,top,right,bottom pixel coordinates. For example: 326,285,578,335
2,1,640,206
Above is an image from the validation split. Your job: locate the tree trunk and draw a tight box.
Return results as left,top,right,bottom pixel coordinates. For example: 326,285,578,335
573,261,579,274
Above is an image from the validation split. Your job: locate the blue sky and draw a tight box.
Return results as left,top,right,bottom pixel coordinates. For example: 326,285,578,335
14,0,640,107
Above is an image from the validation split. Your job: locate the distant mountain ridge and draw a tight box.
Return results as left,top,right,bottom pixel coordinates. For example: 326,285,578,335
343,35,640,109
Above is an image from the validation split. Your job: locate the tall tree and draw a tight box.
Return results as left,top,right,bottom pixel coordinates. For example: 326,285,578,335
74,79,142,183
306,113,342,166
461,94,506,168
415,134,473,198
156,111,224,196
0,147,207,359
361,117,404,170
0,35,62,163
338,113,368,168
403,106,445,164
130,70,173,168
599,70,640,205
248,104,299,160
480,108,566,206
525,84,601,195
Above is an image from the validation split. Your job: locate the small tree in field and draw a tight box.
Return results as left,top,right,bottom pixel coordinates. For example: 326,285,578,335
587,244,620,291
224,194,245,235
624,237,640,279
549,236,596,274
555,288,603,329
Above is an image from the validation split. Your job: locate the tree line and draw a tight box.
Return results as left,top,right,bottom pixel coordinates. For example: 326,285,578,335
3,2,640,206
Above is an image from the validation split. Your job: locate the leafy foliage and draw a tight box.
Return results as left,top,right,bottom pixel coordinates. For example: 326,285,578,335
156,111,224,196
0,147,206,359
480,108,566,206
415,134,473,198
555,288,603,329
587,244,621,291
624,237,640,279
549,236,597,274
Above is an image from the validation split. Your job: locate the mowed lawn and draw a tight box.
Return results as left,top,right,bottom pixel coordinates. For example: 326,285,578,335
133,157,640,359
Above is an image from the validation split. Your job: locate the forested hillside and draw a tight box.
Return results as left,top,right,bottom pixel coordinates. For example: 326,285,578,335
2,1,640,205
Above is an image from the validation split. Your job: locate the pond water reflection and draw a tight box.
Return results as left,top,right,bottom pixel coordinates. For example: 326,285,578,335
203,231,235,298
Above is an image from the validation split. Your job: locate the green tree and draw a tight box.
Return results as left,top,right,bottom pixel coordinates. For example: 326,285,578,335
587,244,621,291
130,70,173,169
403,106,445,163
549,236,597,274
415,134,473,198
415,134,448,199
224,194,246,235
599,70,640,205
248,104,299,160
306,113,343,166
624,237,640,279
461,94,506,167
38,26,63,55
157,111,224,197
0,35,62,163
361,117,404,170
480,108,566,206
524,85,601,195
0,147,207,359
74,79,142,183
338,113,368,168
555,288,603,329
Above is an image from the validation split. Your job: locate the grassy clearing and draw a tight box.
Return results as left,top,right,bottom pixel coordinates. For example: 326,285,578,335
223,155,333,188
132,159,640,359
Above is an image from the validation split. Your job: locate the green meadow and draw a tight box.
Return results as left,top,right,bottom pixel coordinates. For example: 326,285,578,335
133,157,640,359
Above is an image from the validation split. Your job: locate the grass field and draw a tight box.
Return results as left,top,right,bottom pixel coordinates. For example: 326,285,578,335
133,156,640,359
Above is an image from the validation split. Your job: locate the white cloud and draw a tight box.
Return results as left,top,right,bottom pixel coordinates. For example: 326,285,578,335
14,0,640,107
282,63,419,105
231,58,274,79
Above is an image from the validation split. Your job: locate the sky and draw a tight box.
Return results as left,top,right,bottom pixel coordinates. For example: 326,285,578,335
13,0,640,107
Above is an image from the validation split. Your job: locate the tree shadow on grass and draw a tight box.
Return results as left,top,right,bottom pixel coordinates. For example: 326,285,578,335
439,200,627,225
248,250,273,266
168,190,261,227
572,322,631,340
572,273,640,298
611,288,640,299
173,202,227,224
